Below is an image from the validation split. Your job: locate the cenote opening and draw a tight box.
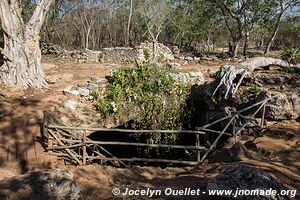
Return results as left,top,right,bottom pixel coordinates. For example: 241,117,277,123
87,99,231,167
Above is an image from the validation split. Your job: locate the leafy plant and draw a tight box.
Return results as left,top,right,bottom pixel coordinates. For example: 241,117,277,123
93,64,192,159
250,84,261,98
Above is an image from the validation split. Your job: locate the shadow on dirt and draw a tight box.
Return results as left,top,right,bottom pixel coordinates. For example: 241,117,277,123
0,96,50,173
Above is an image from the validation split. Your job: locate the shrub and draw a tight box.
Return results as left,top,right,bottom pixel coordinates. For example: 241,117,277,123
92,64,192,159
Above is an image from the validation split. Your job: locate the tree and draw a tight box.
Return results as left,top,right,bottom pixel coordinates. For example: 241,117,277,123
264,0,300,54
0,0,54,88
212,0,273,57
71,0,106,49
125,0,133,46
139,0,171,59
170,0,221,52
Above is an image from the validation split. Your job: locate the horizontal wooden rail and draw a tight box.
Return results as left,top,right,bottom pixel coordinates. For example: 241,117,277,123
47,125,205,134
47,143,83,150
197,128,232,136
59,138,206,150
49,152,198,165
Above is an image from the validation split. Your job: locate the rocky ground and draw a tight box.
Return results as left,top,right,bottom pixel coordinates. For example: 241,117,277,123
0,57,299,199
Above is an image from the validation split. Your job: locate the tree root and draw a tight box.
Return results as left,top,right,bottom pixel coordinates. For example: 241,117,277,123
213,57,296,99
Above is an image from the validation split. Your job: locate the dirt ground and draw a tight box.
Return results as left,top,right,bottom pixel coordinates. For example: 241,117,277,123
0,59,299,199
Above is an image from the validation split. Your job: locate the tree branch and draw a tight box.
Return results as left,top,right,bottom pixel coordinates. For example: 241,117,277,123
27,0,54,34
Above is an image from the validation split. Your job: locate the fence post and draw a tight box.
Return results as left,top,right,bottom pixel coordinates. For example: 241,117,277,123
83,131,87,166
261,103,266,128
43,111,52,152
196,133,201,163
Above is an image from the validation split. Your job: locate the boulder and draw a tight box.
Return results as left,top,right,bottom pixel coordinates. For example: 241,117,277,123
64,100,78,110
207,165,288,200
84,49,102,62
258,91,300,120
188,71,205,85
63,76,107,98
0,169,79,200
169,72,189,83
63,86,80,96
136,41,174,62
169,71,205,85
41,43,63,55
185,56,194,62
208,142,248,163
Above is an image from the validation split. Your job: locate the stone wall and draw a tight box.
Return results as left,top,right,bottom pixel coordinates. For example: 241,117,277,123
101,47,138,64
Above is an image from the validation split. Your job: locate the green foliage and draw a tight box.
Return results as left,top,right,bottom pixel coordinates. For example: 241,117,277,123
284,66,296,74
143,48,151,61
21,0,35,22
281,48,300,64
249,84,261,98
93,64,192,158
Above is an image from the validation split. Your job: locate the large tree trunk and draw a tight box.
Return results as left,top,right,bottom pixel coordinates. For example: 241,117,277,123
1,30,47,87
229,39,240,58
0,0,54,88
243,31,249,56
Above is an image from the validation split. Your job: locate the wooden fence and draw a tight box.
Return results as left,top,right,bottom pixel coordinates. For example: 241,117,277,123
42,95,276,166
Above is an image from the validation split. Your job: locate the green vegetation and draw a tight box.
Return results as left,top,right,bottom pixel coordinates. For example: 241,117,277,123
282,48,300,64
250,84,261,98
92,64,193,158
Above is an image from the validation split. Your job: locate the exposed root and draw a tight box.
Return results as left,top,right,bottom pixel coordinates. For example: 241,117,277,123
213,57,296,99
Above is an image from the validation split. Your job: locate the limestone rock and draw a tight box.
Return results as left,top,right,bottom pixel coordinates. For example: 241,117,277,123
136,41,174,62
102,47,138,64
188,71,205,85
169,71,205,85
64,100,78,110
63,76,107,98
258,91,300,120
63,86,80,96
170,46,180,57
84,49,102,62
207,165,288,200
169,72,189,83
0,169,80,200
185,56,194,62
208,142,248,163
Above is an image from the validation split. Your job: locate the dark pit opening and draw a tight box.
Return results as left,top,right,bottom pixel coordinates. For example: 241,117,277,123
87,99,221,167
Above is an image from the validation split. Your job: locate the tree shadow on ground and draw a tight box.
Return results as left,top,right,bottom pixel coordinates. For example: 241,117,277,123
0,96,51,173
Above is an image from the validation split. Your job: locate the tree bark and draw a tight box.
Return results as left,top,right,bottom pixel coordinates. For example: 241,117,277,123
264,12,283,55
0,0,54,88
213,57,293,99
264,2,292,55
125,0,133,47
230,38,241,58
243,31,249,56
